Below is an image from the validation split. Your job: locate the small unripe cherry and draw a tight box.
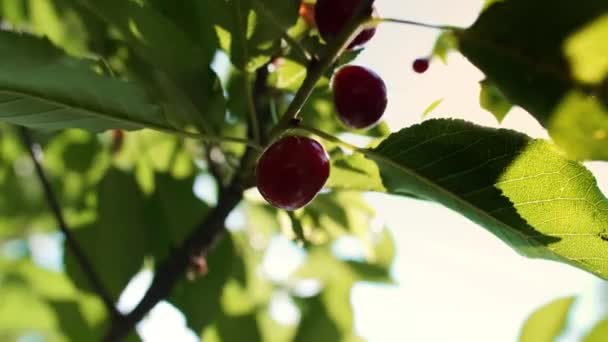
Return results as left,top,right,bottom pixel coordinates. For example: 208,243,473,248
314,0,376,49
413,58,430,74
299,2,316,27
332,65,388,129
256,136,330,210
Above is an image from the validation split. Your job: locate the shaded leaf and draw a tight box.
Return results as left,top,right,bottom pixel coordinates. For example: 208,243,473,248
294,296,342,342
0,30,172,132
458,0,608,161
480,79,513,122
65,169,149,298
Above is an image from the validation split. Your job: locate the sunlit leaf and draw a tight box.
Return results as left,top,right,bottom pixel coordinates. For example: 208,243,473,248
519,297,575,342
369,119,608,278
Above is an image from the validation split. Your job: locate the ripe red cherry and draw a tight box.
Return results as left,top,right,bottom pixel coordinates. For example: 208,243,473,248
256,136,330,210
315,0,376,49
332,65,387,129
413,58,430,73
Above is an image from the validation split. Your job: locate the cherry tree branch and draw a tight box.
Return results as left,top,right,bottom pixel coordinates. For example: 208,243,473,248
18,127,121,321
103,188,244,341
268,0,375,141
104,2,374,340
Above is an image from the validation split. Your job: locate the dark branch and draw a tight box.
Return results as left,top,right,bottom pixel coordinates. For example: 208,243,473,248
104,147,256,341
18,127,121,320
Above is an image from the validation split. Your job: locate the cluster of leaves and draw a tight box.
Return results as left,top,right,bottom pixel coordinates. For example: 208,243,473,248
0,0,393,340
1,0,608,340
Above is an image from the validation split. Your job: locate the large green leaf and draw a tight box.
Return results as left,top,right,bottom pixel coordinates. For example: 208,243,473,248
369,119,608,278
458,0,608,161
65,169,149,298
519,297,575,342
0,30,175,132
74,0,226,133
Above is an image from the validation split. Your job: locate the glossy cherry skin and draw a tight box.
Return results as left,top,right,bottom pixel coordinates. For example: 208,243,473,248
413,58,430,73
314,0,376,49
332,65,387,129
256,136,330,210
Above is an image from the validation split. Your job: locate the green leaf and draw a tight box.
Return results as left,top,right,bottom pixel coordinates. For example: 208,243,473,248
369,119,608,278
0,260,112,341
519,297,575,342
432,31,458,64
0,30,173,132
479,79,513,122
77,0,211,77
327,152,386,192
170,236,237,333
294,247,388,341
548,91,608,161
585,319,608,342
457,0,608,161
66,169,149,298
76,0,226,132
421,99,444,118
144,173,209,259
294,296,342,342
212,312,262,342
213,0,300,71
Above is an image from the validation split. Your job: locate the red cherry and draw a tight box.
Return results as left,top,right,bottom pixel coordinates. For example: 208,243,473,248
314,0,376,49
256,136,330,210
332,65,388,129
413,58,430,73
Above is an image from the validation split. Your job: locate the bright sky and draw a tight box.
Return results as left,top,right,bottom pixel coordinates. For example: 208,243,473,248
112,1,608,341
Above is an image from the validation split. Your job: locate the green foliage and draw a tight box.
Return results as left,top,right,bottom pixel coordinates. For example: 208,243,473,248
519,297,575,342
0,31,173,132
0,0,607,340
458,0,608,161
479,79,512,123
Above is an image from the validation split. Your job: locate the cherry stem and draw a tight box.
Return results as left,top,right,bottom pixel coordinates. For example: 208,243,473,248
296,124,366,153
244,71,262,144
252,0,313,62
166,128,263,151
374,17,460,31
268,0,375,142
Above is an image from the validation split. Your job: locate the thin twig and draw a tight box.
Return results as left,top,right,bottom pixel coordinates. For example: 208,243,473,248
376,17,460,31
104,148,256,341
244,72,262,144
18,127,121,320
